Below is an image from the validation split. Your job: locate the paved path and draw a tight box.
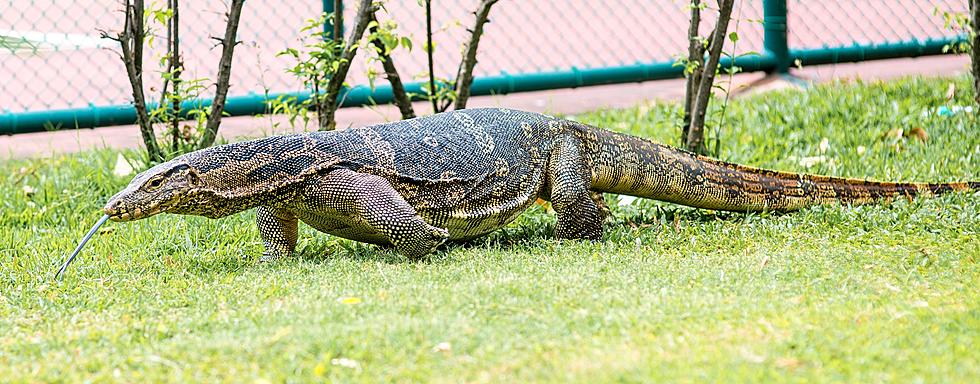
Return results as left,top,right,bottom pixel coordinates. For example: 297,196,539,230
0,54,969,160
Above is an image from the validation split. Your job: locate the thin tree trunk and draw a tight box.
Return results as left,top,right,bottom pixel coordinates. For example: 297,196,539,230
325,0,341,117
368,12,414,119
682,0,704,145
170,0,181,151
425,0,439,113
451,0,498,110
333,0,344,44
972,0,979,107
318,0,376,131
197,0,245,149
686,0,734,155
113,0,162,162
159,0,173,110
132,0,144,78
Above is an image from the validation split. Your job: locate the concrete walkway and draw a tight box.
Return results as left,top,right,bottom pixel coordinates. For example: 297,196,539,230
0,55,969,160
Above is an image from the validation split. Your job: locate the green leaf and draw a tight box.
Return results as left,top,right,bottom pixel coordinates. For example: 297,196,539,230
728,31,739,43
277,47,300,58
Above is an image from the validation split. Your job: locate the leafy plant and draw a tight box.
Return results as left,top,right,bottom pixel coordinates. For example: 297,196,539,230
274,12,345,130
363,4,415,118
104,0,245,165
677,0,736,155
274,3,416,130
935,6,973,54
934,3,979,108
421,0,499,113
272,0,499,127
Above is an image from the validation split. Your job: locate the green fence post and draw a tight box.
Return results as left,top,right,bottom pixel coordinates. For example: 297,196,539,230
322,0,342,40
763,0,790,74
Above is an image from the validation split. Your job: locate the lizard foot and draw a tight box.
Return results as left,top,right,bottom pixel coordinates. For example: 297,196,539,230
396,224,449,259
258,252,287,263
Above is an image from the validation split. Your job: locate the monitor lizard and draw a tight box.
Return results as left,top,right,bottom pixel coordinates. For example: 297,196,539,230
99,108,978,261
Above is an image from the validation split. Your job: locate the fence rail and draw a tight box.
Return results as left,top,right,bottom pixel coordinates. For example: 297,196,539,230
0,0,967,134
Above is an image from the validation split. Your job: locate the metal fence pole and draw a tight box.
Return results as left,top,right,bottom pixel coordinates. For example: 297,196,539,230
763,0,789,74
322,0,342,40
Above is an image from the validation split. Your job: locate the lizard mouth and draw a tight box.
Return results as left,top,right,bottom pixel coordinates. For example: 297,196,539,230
104,204,164,222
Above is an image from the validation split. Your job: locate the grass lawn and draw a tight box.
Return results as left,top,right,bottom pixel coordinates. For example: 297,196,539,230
1,76,978,382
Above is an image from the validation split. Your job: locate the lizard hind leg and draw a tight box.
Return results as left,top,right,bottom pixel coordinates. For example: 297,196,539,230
303,169,449,259
352,172,449,258
548,135,606,240
256,206,299,262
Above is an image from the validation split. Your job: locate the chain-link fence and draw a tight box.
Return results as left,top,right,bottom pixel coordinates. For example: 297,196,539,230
0,0,967,133
790,1,965,49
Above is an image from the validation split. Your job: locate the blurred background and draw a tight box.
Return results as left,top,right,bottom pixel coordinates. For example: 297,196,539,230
0,0,969,132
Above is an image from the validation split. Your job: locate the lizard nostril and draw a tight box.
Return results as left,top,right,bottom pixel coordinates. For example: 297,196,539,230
105,200,122,213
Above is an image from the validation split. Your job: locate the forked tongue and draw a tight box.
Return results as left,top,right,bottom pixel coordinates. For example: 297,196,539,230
55,214,111,280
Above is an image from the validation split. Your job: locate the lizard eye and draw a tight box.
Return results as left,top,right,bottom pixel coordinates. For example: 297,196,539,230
144,177,164,191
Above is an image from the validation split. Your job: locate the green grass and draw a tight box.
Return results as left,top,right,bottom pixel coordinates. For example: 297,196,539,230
2,76,979,382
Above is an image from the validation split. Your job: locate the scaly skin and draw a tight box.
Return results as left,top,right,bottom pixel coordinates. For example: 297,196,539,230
104,108,978,260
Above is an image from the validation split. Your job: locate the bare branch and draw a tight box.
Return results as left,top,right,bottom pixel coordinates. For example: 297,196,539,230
132,0,144,73
98,28,120,42
972,0,979,107
317,0,377,131
424,0,438,113
117,0,162,162
333,0,344,45
368,12,414,119
452,0,499,110
197,0,245,149
686,0,734,155
681,0,703,144
159,1,173,109
169,0,182,152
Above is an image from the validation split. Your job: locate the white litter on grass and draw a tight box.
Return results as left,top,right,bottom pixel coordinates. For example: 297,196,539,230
113,153,134,177
432,342,452,353
818,137,830,154
0,29,110,54
922,105,974,117
788,155,831,169
617,195,638,206
331,358,360,369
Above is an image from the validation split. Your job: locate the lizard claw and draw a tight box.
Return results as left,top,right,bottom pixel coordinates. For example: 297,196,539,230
258,252,285,263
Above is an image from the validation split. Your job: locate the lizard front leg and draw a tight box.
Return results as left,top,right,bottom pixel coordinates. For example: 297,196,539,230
256,206,298,262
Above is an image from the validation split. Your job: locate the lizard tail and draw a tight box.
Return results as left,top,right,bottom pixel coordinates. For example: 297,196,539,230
583,127,977,212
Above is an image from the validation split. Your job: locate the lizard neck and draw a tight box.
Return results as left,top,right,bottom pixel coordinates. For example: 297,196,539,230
176,138,319,218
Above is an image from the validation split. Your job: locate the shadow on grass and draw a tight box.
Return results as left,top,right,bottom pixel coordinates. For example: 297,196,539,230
165,201,789,275
294,237,408,265
607,198,788,227
291,201,789,263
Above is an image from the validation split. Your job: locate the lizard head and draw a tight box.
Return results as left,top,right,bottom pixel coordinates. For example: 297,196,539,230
104,159,204,221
